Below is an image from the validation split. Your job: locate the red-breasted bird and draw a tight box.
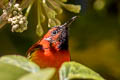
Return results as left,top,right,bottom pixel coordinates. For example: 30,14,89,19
27,16,77,70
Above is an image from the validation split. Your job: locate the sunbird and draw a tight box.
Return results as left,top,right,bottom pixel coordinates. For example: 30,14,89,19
27,16,77,70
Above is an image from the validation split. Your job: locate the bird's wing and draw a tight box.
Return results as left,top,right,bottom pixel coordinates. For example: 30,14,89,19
26,41,43,57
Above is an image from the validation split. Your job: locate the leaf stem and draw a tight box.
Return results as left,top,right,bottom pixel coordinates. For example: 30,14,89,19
37,0,41,25
25,0,34,17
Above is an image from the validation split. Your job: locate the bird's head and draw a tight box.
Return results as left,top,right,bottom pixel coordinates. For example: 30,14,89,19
41,16,77,51
27,16,77,57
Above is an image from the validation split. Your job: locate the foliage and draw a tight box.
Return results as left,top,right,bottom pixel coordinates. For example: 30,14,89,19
0,55,105,80
0,62,29,80
59,62,104,80
19,68,55,80
0,55,40,72
0,0,81,36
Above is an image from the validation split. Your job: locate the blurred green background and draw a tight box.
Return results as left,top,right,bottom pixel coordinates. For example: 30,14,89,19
0,0,120,80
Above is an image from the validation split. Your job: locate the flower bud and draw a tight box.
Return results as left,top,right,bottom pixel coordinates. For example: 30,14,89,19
13,11,18,15
12,20,18,24
14,4,20,8
18,8,22,11
12,17,17,21
11,24,19,32
8,18,12,22
19,20,24,24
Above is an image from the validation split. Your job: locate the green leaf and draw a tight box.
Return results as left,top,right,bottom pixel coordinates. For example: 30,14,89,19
43,3,57,18
0,62,29,80
55,0,81,13
59,61,105,80
36,24,44,37
63,4,81,13
48,0,63,14
19,68,56,80
60,0,67,2
53,18,61,26
48,18,61,28
48,18,57,28
0,55,40,73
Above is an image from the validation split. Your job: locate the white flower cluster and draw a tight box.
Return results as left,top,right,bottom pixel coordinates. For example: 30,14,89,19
7,3,28,32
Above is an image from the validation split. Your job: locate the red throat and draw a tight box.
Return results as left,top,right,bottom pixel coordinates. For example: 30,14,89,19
30,48,70,69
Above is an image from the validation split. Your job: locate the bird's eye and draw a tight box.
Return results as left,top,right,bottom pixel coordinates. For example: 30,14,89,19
52,31,58,35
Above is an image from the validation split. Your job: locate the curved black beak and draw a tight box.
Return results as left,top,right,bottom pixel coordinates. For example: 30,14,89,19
62,16,78,27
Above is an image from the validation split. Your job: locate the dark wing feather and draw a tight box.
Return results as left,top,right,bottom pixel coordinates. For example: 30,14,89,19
27,41,43,57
